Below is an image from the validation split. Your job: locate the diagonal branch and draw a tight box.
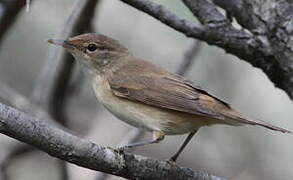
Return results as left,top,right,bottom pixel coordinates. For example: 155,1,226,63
177,40,202,76
0,0,26,44
116,0,256,75
117,0,293,100
31,0,99,123
118,0,204,38
0,102,226,180
182,0,228,27
211,0,267,32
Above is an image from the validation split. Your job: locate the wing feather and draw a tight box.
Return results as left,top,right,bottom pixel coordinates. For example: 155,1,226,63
107,59,291,133
108,60,228,119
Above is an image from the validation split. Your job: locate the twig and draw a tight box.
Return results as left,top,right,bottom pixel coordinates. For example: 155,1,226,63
31,1,99,179
31,0,99,124
177,40,202,76
0,102,226,180
0,0,26,44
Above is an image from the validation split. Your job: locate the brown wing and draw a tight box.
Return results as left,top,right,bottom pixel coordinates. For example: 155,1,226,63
108,59,230,118
107,59,291,133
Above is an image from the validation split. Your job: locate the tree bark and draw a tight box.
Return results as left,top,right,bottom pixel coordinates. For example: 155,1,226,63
0,102,225,180
119,0,293,100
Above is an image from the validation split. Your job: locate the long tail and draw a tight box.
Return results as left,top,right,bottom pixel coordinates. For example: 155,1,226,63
223,110,291,133
238,116,291,133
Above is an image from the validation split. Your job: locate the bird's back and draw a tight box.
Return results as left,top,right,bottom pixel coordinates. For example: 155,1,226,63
104,58,291,133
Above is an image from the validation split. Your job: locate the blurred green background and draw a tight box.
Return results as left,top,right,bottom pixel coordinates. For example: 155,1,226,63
0,0,292,180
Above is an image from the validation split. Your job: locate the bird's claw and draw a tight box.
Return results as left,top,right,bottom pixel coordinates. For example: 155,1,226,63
166,156,177,165
114,146,130,153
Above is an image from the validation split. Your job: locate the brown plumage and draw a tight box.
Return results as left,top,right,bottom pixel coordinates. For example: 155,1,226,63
48,33,291,161
107,58,290,133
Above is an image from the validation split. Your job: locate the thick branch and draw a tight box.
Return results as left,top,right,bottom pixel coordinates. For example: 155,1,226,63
209,0,293,99
117,0,293,100
118,0,254,60
96,129,145,180
182,0,228,26
211,0,266,32
118,0,204,38
0,102,225,180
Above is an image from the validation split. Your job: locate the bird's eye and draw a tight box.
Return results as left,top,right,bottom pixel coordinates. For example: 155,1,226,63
87,43,97,52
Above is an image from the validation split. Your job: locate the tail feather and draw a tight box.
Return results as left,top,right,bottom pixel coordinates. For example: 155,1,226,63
223,110,291,133
239,116,291,133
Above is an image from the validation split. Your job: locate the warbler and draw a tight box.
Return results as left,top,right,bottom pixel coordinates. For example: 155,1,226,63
48,33,291,161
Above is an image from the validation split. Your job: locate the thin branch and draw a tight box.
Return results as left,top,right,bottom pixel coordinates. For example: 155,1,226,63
31,0,99,124
177,40,202,76
29,2,99,179
0,102,226,180
0,0,26,44
1,1,98,179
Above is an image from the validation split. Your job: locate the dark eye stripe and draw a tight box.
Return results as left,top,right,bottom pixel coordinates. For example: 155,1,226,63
97,46,109,51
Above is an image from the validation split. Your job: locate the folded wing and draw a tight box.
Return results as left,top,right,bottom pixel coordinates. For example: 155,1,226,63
108,59,291,133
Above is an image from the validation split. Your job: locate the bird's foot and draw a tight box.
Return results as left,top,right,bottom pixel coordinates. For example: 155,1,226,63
166,156,177,165
114,145,130,153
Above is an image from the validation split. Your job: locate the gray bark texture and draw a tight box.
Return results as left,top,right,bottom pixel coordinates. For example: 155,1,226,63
120,0,293,99
0,102,225,180
1,0,293,179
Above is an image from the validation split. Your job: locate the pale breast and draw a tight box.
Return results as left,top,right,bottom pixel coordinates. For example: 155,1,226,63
91,75,211,135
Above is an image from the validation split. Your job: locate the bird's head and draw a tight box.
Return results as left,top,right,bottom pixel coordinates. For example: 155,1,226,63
48,33,130,73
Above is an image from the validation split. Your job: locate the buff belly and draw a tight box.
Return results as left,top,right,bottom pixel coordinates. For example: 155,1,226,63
92,76,212,135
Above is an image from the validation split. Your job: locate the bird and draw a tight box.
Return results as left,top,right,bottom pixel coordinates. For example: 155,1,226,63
48,33,291,162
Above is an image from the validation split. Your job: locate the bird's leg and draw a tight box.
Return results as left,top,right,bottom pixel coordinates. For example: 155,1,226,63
117,130,165,151
169,131,197,162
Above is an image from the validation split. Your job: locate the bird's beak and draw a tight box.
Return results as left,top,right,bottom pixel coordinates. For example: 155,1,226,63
48,38,74,49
